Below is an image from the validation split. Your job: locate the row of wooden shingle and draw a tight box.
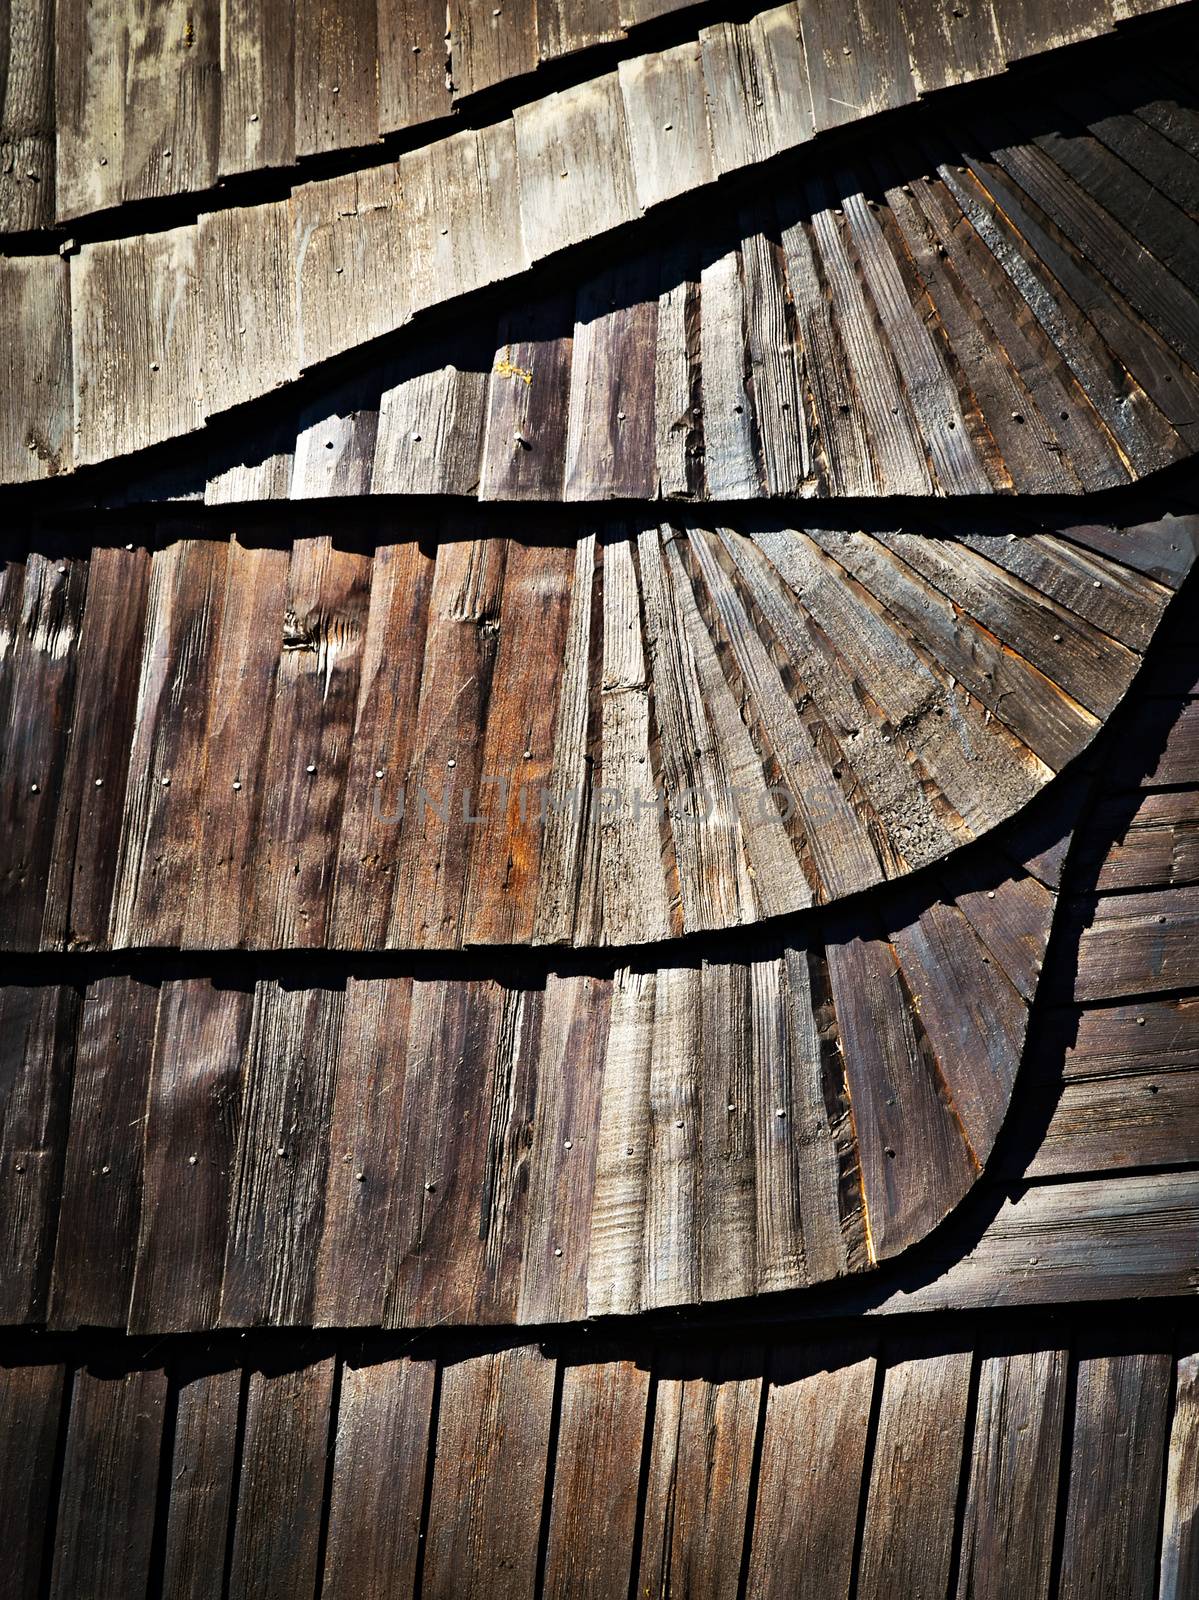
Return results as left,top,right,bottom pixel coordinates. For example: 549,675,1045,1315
191,114,1199,509
7,1324,1197,1600
1,0,1185,233
0,840,1040,1335
0,521,1169,955
8,19,1199,488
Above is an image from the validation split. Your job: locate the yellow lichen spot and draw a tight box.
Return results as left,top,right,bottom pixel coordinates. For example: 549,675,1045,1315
183,14,195,45
494,347,532,386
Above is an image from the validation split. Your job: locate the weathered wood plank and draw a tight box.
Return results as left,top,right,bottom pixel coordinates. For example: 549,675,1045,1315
387,537,508,949
0,986,76,1323
886,894,1026,1160
48,976,160,1329
953,871,1054,1002
618,43,713,211
690,527,883,899
531,535,601,945
1160,1350,1199,1600
217,0,295,176
1058,516,1199,588
220,983,344,1326
199,202,298,415
746,1342,876,1600
516,975,609,1323
56,0,219,217
0,552,85,949
660,532,812,923
541,1354,651,1599
1136,697,1199,788
450,0,537,100
291,165,407,371
378,0,452,132
312,977,412,1326
49,1366,168,1600
898,0,1003,94
587,967,655,1318
159,1364,242,1600
799,0,915,135
874,530,1139,719
1076,789,1199,891
596,536,673,944
227,1357,335,1600
874,1172,1199,1312
385,979,508,1324
1058,1347,1174,1600
72,228,204,463
699,243,761,498
751,531,1000,834
423,1344,556,1600
370,354,488,496
955,1346,1067,1600
513,75,640,264
839,185,991,494
0,0,54,229
905,160,1124,493
290,383,380,499
636,529,754,934
43,544,150,950
129,981,252,1333
803,527,1096,771
327,538,434,950
959,531,1170,651
1061,995,1199,1080
460,540,574,944
644,961,702,1308
179,539,289,949
0,257,72,483
564,258,659,500
826,929,977,1260
322,1353,437,1600
856,1345,973,1600
638,1347,762,1599
294,0,378,157
247,537,372,948
0,1360,66,1600
1073,886,1199,1001
108,536,229,949
875,158,1074,494
1024,1069,1199,1177
479,295,574,501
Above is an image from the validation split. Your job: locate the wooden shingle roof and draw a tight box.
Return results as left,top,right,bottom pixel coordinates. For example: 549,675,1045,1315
7,10,1199,490
2,4,1199,1591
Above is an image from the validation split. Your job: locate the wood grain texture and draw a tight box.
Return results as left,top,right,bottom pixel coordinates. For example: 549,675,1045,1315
0,256,71,483
955,1347,1067,1600
322,1353,437,1600
159,1363,242,1600
227,1357,335,1600
20,0,1182,234
541,1354,651,1598
0,0,54,229
1161,1349,1199,1600
49,1365,168,1600
48,976,160,1330
16,44,1199,487
856,1345,973,1600
746,1342,877,1600
0,1360,66,1600
637,1346,762,1599
1058,1348,1174,1600
6,516,1172,951
423,1343,556,1600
